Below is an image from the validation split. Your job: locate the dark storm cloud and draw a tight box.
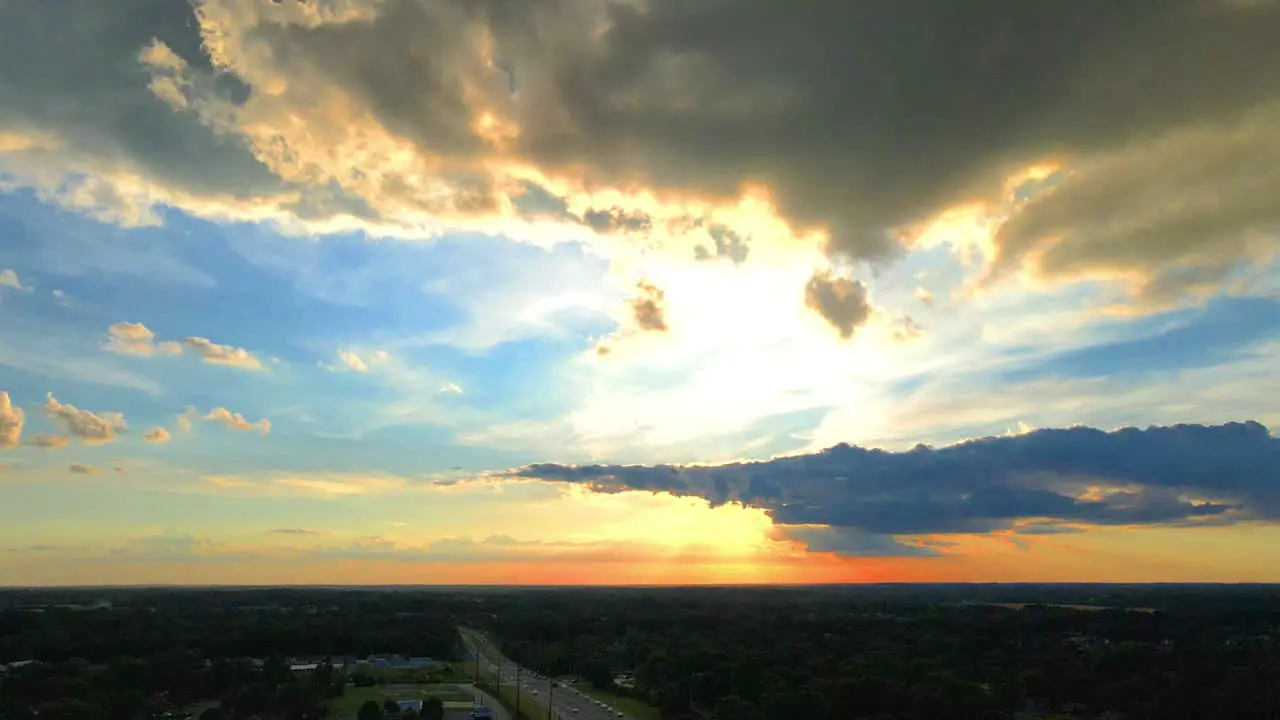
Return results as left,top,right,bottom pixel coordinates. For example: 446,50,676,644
5,0,1279,300
510,182,573,218
511,183,658,236
514,421,1280,535
506,0,1280,265
777,526,941,558
582,206,653,234
413,0,1280,297
0,0,280,197
1013,521,1087,536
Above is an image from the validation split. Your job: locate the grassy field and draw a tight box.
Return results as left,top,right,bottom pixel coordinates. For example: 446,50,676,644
568,684,660,720
449,661,479,682
180,701,220,717
329,684,479,720
329,686,383,719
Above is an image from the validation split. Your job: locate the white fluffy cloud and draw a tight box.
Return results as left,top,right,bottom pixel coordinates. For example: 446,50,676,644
176,407,198,434
143,427,171,444
102,321,183,356
333,348,389,373
101,322,264,370
0,269,29,292
0,392,24,449
43,393,127,445
180,337,264,370
203,407,271,435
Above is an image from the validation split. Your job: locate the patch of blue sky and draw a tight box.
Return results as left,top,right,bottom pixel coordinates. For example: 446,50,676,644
0,191,215,287
866,242,965,304
217,221,465,326
717,406,836,460
157,422,536,477
562,406,834,467
3,193,607,418
0,396,533,478
401,336,590,417
407,236,618,351
0,479,392,543
996,296,1280,384
0,304,171,408
174,218,472,360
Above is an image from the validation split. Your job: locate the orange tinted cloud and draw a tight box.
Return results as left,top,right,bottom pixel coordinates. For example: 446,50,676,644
43,393,127,445
202,408,271,435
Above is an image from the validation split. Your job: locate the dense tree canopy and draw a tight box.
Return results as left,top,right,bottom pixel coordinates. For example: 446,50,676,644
4,586,1280,720
0,590,458,720
418,698,443,720
475,585,1280,720
0,589,457,663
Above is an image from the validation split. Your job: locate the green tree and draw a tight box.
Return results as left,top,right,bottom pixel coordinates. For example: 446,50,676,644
713,695,751,720
34,699,104,720
106,690,148,720
261,657,291,691
581,659,613,690
199,708,229,720
356,700,382,720
0,699,35,720
419,698,444,720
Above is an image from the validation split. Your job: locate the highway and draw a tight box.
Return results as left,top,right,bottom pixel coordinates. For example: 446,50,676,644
459,628,632,720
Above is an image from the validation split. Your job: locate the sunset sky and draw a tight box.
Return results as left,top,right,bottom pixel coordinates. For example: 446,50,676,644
2,0,1279,586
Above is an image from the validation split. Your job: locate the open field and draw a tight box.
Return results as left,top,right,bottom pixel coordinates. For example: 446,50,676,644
449,661,479,681
330,684,479,720
180,701,220,716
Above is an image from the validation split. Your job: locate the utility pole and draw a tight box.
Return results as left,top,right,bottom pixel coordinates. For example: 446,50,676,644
547,679,554,720
515,666,522,717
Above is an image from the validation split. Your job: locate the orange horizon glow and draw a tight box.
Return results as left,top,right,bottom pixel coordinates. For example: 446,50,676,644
6,480,1280,586
10,524,1280,586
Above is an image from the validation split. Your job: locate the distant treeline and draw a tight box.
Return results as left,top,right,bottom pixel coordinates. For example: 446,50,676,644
0,589,461,662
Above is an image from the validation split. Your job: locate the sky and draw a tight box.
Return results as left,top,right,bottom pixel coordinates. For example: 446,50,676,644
1,0,1279,586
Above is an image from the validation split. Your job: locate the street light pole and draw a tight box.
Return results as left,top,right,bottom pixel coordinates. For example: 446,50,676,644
547,680,554,720
516,666,522,717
